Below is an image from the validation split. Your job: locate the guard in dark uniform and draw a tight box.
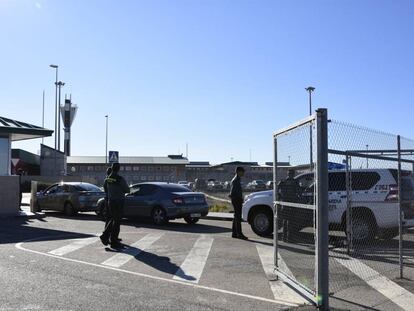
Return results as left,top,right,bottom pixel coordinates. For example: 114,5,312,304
100,163,130,249
278,169,300,242
229,166,248,240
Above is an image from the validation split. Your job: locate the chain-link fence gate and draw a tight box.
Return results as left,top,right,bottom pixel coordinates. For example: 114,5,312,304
273,108,414,310
273,109,329,309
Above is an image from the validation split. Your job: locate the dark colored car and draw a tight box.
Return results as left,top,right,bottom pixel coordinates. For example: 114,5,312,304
36,182,105,216
97,182,209,225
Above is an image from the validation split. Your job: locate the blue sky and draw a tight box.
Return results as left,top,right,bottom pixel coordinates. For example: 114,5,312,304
1,0,414,164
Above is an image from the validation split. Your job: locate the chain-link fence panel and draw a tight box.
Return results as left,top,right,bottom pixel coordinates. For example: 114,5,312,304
327,120,414,298
274,116,318,299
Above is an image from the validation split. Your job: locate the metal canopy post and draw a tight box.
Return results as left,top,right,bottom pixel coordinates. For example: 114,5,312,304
316,108,329,310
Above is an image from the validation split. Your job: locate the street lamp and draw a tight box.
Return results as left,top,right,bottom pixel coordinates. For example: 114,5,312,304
105,115,108,164
366,144,369,168
49,64,58,151
305,86,315,167
56,81,65,151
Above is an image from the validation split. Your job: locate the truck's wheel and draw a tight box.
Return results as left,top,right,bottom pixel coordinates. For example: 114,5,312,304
350,212,376,243
250,208,273,237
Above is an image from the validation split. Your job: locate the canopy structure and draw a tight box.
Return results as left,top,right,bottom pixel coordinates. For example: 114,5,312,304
0,116,53,141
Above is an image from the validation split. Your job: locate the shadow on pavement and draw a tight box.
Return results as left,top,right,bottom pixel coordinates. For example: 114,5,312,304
0,217,95,245
105,246,196,281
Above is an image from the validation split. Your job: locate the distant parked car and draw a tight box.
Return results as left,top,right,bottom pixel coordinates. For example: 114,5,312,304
36,182,105,216
222,181,231,191
194,178,207,191
246,180,267,191
207,180,224,191
266,181,274,189
178,181,192,189
97,182,209,225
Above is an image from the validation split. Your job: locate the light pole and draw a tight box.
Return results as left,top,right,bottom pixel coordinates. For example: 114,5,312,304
366,144,369,168
305,86,315,167
50,64,58,175
56,81,65,151
105,115,108,164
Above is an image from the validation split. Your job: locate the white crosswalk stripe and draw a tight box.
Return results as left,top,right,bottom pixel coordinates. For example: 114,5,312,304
101,233,163,268
173,235,214,283
48,236,99,256
256,243,308,305
335,256,414,311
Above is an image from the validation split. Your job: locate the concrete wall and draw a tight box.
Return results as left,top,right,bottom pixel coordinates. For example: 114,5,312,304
0,176,19,215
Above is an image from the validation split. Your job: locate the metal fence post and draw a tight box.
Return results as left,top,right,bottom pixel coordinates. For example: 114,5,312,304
397,135,403,279
345,154,352,255
273,136,279,272
316,108,329,310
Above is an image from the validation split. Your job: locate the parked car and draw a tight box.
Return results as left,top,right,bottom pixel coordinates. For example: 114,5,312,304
266,181,274,189
222,181,231,191
97,182,209,225
207,180,224,191
246,180,267,191
242,169,414,242
194,178,207,191
36,182,105,216
178,181,192,189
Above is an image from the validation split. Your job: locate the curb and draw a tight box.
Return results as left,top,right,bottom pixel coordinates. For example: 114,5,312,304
16,211,46,219
202,215,234,221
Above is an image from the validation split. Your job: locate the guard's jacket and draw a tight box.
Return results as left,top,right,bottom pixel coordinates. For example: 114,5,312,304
277,178,300,203
103,173,130,200
229,175,243,201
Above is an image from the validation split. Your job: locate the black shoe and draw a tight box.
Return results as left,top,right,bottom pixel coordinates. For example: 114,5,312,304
117,238,122,242
100,235,109,246
238,235,248,240
110,242,124,249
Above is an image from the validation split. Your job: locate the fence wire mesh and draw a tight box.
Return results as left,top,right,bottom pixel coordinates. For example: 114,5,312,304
327,120,414,296
274,118,317,296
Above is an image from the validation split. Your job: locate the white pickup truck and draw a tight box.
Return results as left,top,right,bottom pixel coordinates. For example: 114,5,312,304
242,169,414,242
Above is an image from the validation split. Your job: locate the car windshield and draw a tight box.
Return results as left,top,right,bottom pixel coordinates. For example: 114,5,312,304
73,184,103,192
256,180,265,184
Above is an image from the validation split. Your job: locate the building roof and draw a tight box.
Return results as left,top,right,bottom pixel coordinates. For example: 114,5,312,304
11,149,40,165
0,116,53,141
67,156,189,165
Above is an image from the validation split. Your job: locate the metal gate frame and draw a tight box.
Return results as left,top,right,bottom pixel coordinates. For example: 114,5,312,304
273,108,329,310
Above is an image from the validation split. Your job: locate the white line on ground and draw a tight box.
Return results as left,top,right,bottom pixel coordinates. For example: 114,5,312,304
48,236,99,256
15,236,297,307
255,243,308,305
335,257,414,311
173,235,214,283
101,233,163,268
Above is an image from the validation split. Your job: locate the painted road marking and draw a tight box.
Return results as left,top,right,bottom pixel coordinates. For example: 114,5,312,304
173,235,214,283
101,233,163,268
336,257,414,311
256,243,309,305
48,236,99,256
15,236,298,307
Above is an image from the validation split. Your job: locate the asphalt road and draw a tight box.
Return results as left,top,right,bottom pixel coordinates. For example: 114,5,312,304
1,211,414,311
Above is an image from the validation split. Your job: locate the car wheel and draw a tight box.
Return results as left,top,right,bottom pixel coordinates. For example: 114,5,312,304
151,206,167,225
184,216,199,225
97,201,107,220
64,202,76,216
350,213,376,243
250,208,273,237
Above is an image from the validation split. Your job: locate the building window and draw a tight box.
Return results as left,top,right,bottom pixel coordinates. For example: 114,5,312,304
141,166,147,171
148,166,154,172
87,166,94,171
148,176,154,181
163,176,169,181
163,166,169,172
133,166,140,171
141,176,147,181
125,166,132,171
156,166,161,171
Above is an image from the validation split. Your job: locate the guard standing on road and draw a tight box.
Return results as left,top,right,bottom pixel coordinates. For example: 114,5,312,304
100,163,129,249
278,169,300,242
229,166,248,240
